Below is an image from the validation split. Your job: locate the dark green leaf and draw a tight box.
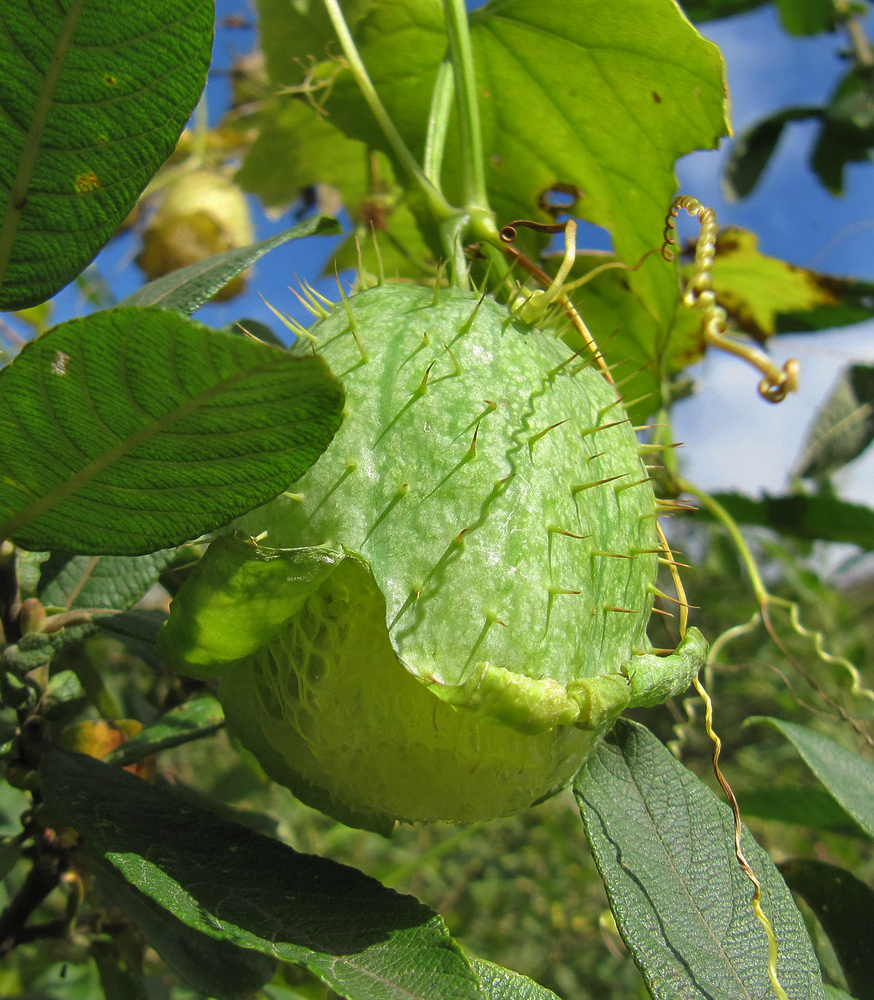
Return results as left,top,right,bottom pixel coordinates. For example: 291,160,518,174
748,719,874,840
703,493,874,550
811,69,874,195
774,0,836,35
737,786,866,837
0,307,344,555
120,216,341,315
0,0,213,310
724,108,822,200
795,365,874,479
471,959,560,1000
780,859,874,1000
40,750,487,1000
92,857,275,1000
96,609,167,664
39,550,177,610
576,719,824,1000
104,695,225,766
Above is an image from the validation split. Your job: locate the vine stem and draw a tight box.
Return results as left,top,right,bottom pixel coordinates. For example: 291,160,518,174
321,0,456,226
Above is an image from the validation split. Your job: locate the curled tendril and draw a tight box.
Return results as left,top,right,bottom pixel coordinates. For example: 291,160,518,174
664,196,799,404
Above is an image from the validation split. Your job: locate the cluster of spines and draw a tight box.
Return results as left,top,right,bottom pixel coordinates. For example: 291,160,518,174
263,276,694,674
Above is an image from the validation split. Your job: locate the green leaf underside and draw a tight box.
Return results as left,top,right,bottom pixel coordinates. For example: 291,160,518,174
40,750,487,1000
92,856,276,1000
0,307,344,555
703,493,874,551
0,0,213,310
749,718,874,841
576,719,824,1000
794,364,874,480
104,695,225,767
39,549,177,610
779,859,874,1000
120,215,341,315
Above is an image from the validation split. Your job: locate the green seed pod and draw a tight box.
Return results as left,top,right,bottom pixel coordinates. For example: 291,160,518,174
159,284,705,832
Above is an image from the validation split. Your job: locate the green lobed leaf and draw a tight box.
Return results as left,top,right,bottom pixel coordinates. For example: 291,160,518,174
575,719,825,1000
39,749,487,1000
103,695,225,767
39,550,178,611
810,69,874,196
779,859,874,1000
92,856,276,1000
747,718,874,841
249,0,729,402
0,0,213,310
0,307,345,555
701,493,874,550
120,215,341,315
794,364,874,480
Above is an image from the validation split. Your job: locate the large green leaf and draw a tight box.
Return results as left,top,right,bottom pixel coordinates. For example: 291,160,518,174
0,307,345,555
0,0,213,310
779,859,874,1000
40,750,487,1000
103,694,225,767
246,0,728,392
736,786,866,838
576,719,825,1000
120,215,342,315
748,719,874,841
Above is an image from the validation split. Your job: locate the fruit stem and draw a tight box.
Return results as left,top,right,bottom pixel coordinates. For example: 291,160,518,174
322,0,456,225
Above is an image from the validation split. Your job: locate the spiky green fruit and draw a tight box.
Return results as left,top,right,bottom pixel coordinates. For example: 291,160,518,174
159,284,705,832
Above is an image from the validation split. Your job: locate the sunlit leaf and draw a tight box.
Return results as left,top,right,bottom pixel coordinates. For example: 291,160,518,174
576,719,825,1000
701,229,860,342
0,0,213,310
0,307,344,555
40,750,487,1000
104,695,225,767
737,786,866,837
471,959,560,1000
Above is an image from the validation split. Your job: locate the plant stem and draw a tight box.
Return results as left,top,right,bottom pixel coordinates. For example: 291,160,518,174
322,0,456,224
442,0,487,212
424,60,454,186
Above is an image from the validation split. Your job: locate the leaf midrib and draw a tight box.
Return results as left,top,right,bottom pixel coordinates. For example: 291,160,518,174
0,0,86,298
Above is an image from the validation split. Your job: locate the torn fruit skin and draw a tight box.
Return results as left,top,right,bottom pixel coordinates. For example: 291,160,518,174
158,284,706,832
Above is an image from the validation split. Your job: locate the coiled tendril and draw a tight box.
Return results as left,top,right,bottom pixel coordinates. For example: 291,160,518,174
664,196,799,404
